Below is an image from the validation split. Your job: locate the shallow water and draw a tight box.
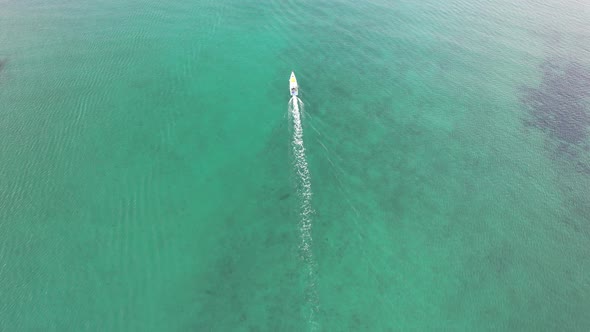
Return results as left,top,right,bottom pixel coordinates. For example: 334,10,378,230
1,0,590,330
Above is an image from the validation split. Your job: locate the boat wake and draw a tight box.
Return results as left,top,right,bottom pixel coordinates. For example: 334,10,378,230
289,96,319,330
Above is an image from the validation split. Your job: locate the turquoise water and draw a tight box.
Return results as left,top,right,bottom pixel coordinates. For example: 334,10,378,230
1,0,590,330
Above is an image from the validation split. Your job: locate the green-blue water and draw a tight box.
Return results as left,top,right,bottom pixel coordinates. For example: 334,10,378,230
1,0,590,330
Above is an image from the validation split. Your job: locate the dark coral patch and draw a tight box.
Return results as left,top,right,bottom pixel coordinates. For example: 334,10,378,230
521,59,590,148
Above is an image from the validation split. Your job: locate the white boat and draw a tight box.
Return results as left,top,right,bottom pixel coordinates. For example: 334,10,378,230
290,71,298,96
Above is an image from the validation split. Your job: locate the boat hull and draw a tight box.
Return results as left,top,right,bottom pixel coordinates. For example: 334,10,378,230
290,72,298,96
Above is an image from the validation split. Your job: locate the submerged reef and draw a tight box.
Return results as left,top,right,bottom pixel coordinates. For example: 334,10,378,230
521,59,590,150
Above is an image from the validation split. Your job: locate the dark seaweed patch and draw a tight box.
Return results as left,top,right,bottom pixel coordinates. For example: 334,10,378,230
521,59,590,148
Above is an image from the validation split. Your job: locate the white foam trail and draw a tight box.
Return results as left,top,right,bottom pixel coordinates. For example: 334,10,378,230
289,96,319,330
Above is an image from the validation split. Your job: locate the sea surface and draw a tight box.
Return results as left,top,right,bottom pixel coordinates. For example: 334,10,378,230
1,0,590,330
